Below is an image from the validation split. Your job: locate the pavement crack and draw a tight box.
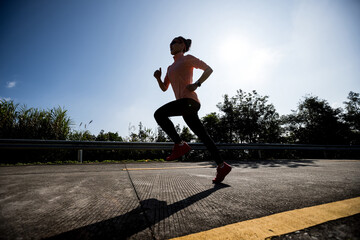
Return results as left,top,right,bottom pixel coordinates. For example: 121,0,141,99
124,163,157,240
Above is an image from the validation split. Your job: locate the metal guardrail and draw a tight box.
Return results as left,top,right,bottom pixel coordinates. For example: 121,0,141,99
1,139,359,162
1,139,360,150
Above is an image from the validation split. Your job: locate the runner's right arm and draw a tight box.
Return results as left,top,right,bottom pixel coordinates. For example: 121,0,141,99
154,67,170,92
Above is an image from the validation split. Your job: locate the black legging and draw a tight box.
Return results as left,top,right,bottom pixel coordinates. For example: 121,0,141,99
154,98,223,165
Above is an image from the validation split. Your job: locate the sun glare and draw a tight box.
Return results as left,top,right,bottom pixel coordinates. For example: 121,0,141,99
217,35,282,83
218,36,250,63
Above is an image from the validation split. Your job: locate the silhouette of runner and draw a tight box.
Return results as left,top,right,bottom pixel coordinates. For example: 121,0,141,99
154,36,231,183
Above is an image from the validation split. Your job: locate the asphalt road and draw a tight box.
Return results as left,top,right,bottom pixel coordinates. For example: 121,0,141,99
0,159,359,240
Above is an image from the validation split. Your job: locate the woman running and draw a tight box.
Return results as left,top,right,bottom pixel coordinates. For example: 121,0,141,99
153,36,231,183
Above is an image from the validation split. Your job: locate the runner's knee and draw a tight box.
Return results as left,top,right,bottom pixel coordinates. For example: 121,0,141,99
154,109,164,123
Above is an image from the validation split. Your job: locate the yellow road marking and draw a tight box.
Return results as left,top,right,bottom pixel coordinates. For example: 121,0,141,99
123,165,213,171
171,197,360,240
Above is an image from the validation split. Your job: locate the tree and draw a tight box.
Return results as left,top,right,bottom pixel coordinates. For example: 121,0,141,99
342,91,360,144
155,127,169,142
216,94,238,142
283,95,348,144
128,122,155,142
179,126,195,142
68,120,95,141
69,130,95,141
201,112,223,142
96,130,123,141
216,90,281,143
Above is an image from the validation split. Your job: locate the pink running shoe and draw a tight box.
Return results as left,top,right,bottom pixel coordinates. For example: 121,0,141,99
213,162,232,183
166,142,192,161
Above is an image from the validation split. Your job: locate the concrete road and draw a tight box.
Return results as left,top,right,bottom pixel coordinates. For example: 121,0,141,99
0,159,359,240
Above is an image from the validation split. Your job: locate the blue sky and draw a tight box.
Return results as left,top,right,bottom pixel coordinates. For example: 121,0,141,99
1,0,359,138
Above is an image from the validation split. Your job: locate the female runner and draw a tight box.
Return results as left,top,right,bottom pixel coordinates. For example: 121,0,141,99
153,36,231,183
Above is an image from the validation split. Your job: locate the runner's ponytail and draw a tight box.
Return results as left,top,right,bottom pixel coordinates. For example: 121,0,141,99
177,36,192,53
184,39,192,52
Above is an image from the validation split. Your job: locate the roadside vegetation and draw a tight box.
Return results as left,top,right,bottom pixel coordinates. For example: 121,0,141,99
1,90,359,164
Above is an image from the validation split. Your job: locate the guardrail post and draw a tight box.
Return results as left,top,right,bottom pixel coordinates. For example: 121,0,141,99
78,149,83,163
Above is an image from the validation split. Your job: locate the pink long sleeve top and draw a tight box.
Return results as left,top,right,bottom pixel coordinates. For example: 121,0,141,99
164,52,209,103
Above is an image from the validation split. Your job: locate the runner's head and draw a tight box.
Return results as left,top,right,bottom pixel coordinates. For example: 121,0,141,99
170,36,192,55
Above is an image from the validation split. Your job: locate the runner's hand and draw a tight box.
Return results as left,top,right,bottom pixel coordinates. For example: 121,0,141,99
154,68,162,79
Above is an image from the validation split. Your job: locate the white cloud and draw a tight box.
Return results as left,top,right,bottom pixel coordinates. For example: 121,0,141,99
6,81,17,88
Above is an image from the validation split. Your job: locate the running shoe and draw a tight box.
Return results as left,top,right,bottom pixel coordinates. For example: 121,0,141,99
166,142,192,161
212,162,232,183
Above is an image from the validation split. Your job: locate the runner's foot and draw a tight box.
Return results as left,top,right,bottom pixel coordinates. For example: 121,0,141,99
213,162,232,183
166,142,192,161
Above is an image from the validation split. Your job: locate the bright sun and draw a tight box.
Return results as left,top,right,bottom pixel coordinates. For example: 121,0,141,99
217,35,281,82
218,36,250,63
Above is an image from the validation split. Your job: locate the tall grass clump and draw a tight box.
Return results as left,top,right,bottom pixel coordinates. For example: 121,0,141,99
0,99,72,139
0,99,74,163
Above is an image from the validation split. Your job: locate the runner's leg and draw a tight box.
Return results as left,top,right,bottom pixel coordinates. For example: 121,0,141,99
154,99,194,143
182,100,224,165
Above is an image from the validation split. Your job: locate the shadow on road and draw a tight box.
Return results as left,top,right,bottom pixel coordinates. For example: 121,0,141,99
46,183,230,240
229,159,318,169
